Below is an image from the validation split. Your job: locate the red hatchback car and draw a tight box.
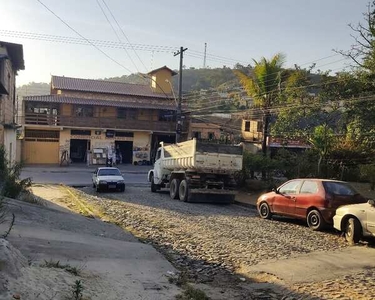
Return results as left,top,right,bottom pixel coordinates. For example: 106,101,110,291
257,179,367,230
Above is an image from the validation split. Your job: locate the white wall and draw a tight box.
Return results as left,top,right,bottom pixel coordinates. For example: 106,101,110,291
3,128,17,163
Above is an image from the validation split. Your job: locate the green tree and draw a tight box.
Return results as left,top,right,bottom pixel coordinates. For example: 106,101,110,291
360,164,375,190
309,125,335,177
336,1,375,72
234,53,285,156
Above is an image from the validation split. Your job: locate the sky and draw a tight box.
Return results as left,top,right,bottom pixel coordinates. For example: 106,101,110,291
0,0,371,86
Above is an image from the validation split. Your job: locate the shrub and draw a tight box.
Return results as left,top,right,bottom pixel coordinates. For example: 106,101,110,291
360,164,375,190
0,146,32,199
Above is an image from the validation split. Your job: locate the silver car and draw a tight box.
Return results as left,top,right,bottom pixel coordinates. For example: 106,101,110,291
333,199,375,244
92,167,125,193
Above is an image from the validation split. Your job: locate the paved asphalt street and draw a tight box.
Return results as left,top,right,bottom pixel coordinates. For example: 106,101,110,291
21,164,150,186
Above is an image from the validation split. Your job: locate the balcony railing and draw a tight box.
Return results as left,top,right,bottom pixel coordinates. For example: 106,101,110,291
21,113,179,132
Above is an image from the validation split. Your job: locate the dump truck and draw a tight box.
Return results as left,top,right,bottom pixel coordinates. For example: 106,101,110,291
148,139,243,203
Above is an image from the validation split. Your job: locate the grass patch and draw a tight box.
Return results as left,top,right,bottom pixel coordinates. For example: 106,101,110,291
176,285,210,300
41,259,83,276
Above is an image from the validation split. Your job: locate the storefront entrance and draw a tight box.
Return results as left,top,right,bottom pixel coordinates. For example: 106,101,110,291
115,141,133,164
70,139,90,163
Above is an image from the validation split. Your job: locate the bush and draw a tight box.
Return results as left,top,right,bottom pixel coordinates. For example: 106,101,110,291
0,146,32,199
360,164,375,190
274,148,318,179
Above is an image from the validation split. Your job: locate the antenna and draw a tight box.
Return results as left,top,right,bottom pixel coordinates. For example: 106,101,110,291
203,42,207,68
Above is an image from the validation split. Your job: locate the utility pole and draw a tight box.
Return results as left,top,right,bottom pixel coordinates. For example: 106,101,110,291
174,46,188,143
203,42,207,68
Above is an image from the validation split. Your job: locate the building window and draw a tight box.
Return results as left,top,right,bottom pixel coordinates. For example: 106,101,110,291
159,110,175,121
25,102,59,115
117,108,127,119
208,132,215,140
244,121,251,132
257,121,263,132
74,105,93,117
193,131,201,139
128,108,137,120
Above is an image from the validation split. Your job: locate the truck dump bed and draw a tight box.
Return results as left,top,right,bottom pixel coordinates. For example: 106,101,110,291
161,139,243,173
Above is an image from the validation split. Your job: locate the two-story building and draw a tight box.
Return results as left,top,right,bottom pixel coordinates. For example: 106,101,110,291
20,66,184,165
241,117,310,154
0,41,25,163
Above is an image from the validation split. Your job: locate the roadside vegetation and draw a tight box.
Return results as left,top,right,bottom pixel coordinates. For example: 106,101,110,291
236,1,375,190
0,145,34,238
41,259,83,276
0,146,32,199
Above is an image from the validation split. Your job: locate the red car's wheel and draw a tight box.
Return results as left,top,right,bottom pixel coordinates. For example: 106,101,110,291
307,209,326,231
259,202,272,219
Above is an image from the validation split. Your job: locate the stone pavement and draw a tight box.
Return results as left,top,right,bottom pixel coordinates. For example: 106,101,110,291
245,246,375,284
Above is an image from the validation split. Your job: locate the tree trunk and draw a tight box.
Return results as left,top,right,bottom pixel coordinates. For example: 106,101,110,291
261,113,270,179
262,113,270,157
317,155,322,177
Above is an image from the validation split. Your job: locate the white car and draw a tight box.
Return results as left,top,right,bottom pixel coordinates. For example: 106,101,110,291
92,167,125,193
333,199,375,244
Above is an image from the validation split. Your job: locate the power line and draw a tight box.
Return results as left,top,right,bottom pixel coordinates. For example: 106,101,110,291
182,58,348,102
36,0,134,74
183,69,353,113
0,27,347,76
95,0,140,72
35,0,173,101
186,93,375,118
101,0,148,72
0,29,177,52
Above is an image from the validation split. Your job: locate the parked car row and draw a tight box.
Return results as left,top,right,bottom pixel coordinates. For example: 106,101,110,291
91,169,374,245
257,178,375,244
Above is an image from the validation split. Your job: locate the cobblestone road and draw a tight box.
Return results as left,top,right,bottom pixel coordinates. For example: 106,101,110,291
57,186,375,299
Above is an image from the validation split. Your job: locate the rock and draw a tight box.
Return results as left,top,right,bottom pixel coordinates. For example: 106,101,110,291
0,239,28,293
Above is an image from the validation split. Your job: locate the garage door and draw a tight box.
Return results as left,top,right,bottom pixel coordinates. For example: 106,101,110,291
23,130,60,164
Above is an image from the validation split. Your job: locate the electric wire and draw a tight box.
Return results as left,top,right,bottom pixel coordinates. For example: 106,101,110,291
101,0,149,72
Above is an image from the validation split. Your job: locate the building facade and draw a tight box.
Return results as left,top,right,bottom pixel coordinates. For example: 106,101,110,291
0,41,25,163
20,66,185,165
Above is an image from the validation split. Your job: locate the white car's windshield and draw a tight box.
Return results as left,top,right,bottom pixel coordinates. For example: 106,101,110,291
98,169,121,176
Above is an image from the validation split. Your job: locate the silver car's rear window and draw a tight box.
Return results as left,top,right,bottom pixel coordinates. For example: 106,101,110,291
98,169,121,176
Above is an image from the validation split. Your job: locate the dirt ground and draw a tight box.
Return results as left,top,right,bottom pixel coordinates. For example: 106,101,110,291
1,190,181,300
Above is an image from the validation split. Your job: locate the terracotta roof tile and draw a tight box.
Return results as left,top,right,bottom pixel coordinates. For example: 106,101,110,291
24,95,177,110
51,75,172,98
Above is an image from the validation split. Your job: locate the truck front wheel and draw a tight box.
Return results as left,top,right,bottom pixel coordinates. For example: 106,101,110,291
151,174,157,193
170,179,180,199
179,179,190,202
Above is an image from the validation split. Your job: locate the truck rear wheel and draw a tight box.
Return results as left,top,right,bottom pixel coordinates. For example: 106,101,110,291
170,179,180,199
179,179,190,202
